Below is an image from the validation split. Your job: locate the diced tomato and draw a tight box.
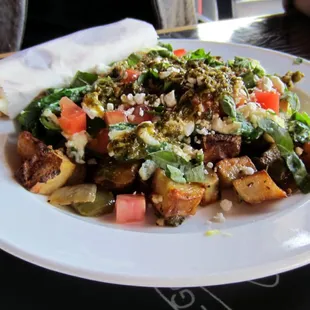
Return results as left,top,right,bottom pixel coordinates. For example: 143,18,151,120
116,194,146,224
128,105,153,124
122,69,140,84
173,49,186,57
104,110,127,125
88,128,109,154
58,97,86,134
254,91,280,114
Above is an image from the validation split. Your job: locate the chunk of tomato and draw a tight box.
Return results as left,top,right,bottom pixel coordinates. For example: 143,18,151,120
104,110,127,125
116,194,146,223
128,105,153,124
58,97,86,135
88,128,109,154
122,69,140,84
255,91,280,114
173,49,186,57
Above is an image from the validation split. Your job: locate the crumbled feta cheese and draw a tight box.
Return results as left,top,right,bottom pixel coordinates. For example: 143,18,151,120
184,137,191,144
124,107,135,116
295,147,304,156
160,94,165,104
153,98,161,107
139,160,157,181
159,71,171,79
259,76,274,92
82,102,104,119
137,122,160,146
204,169,209,175
241,166,255,175
206,162,213,169
194,136,201,144
107,103,114,111
187,77,196,84
197,111,202,116
211,116,240,134
151,194,163,204
139,108,144,117
164,90,177,108
121,93,136,106
183,121,195,136
197,76,204,86
65,131,89,164
270,76,286,94
108,151,115,157
127,115,135,122
220,199,233,212
41,109,60,126
134,93,146,105
196,127,209,135
153,56,162,63
212,212,226,223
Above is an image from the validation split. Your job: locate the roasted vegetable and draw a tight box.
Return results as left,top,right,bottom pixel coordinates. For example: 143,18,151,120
17,131,49,160
48,184,97,205
232,170,287,204
72,190,115,216
15,149,76,195
216,156,257,188
94,158,140,190
202,133,242,163
151,168,204,223
199,169,220,205
65,164,87,186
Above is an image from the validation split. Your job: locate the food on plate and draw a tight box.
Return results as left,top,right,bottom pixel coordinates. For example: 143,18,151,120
13,42,310,226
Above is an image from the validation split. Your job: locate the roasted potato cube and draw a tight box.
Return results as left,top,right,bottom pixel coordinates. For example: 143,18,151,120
200,169,219,206
94,158,140,190
202,134,241,163
232,170,287,204
15,149,76,195
151,169,204,219
216,156,257,188
17,131,49,160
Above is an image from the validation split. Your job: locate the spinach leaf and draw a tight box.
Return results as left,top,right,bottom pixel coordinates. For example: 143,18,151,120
158,42,173,52
149,150,188,169
236,112,263,140
258,118,310,193
183,163,205,183
292,111,310,126
166,165,186,183
70,71,98,87
16,85,90,136
127,53,142,67
281,91,300,112
288,120,310,144
219,94,236,118
242,71,256,89
39,115,61,131
229,56,265,77
185,49,223,66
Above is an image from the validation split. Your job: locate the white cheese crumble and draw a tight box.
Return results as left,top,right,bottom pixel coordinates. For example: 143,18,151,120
258,76,274,92
121,93,136,106
241,166,255,175
107,103,114,111
164,90,177,107
206,162,213,169
139,160,157,181
127,115,135,122
270,75,286,94
124,107,135,116
139,108,144,117
41,109,60,126
151,194,163,204
134,93,146,105
196,127,209,135
212,212,226,223
153,98,161,107
81,102,104,119
220,199,233,212
159,67,180,79
65,131,89,164
211,115,241,134
183,121,195,136
295,147,304,156
187,77,196,84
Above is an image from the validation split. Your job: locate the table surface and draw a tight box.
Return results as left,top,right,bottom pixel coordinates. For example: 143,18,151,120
1,12,310,310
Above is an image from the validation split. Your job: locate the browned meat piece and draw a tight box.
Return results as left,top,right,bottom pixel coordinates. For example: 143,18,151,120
17,131,49,159
202,133,242,163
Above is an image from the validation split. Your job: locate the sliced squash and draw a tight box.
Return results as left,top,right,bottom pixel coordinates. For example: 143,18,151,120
199,169,219,206
232,170,287,204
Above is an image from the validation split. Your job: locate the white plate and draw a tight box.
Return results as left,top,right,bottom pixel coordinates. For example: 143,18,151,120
1,39,310,288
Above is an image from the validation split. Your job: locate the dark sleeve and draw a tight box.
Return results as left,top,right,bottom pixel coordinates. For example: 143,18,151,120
22,0,161,48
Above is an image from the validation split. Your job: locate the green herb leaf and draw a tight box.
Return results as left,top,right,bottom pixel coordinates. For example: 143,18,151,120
39,115,61,131
149,150,188,169
166,165,186,183
292,111,310,126
293,57,303,65
258,118,310,193
158,42,173,52
184,163,205,183
220,94,236,118
288,120,310,144
281,91,300,112
242,71,256,89
70,71,98,87
127,53,142,67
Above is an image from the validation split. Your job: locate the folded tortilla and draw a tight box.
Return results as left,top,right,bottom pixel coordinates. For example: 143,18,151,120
0,18,158,119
